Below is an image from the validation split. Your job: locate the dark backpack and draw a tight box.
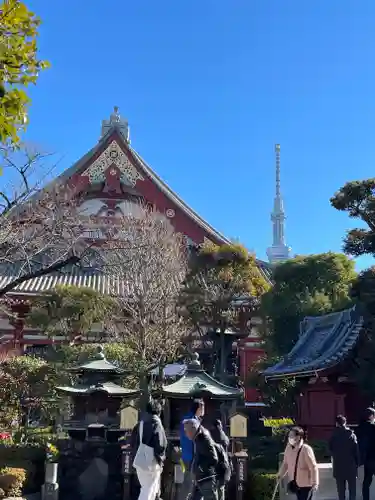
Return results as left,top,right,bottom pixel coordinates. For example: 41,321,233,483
214,443,232,482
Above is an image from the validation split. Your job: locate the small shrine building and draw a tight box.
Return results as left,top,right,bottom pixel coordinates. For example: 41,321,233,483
162,353,242,436
263,306,368,439
56,345,139,437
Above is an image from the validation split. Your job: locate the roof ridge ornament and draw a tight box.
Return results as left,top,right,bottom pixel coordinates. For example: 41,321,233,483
110,106,121,124
94,344,106,361
101,106,130,143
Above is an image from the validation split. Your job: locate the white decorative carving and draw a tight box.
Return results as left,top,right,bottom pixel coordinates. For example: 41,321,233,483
82,140,144,187
166,208,175,218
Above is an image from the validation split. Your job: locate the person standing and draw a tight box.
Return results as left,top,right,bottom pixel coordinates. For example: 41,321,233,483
357,407,375,500
131,400,168,500
210,419,231,500
183,418,218,500
179,400,205,500
278,427,319,500
329,415,359,500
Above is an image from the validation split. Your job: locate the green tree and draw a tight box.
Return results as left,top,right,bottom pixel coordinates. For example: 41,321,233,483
330,178,375,257
252,253,356,414
261,252,356,357
348,267,375,399
27,285,117,344
0,0,49,143
330,180,375,398
180,242,270,382
0,355,58,429
47,343,140,389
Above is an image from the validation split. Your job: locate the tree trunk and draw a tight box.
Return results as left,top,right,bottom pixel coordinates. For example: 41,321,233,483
139,372,149,411
219,328,226,383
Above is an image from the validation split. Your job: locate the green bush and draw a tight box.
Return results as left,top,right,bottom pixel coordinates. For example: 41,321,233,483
247,435,285,471
309,439,330,463
0,467,27,497
0,443,45,492
248,470,278,500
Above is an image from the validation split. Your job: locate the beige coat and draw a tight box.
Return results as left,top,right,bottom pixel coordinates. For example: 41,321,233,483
281,443,319,488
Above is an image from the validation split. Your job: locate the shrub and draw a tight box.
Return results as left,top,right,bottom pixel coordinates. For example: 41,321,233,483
0,467,27,497
247,435,285,471
0,443,45,493
248,470,278,500
309,439,330,462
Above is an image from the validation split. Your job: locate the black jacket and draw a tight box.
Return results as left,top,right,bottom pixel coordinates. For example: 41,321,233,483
329,426,359,478
131,413,168,466
357,421,375,465
192,427,218,481
210,427,230,453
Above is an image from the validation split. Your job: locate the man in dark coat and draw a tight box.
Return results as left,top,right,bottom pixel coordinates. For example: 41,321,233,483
183,418,218,500
357,408,375,500
329,415,359,500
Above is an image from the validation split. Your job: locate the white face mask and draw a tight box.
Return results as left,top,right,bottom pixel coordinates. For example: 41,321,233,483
288,437,297,446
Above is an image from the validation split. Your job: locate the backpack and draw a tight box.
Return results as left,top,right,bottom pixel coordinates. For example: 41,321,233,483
214,443,232,482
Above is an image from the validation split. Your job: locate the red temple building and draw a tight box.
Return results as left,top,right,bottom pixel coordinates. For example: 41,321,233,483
263,306,369,439
0,107,273,404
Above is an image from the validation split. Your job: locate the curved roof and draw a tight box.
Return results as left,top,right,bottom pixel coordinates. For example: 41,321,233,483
69,357,124,374
263,306,363,380
162,356,242,399
56,381,139,396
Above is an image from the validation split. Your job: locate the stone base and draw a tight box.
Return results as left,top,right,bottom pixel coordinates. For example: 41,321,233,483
280,463,375,500
41,482,59,500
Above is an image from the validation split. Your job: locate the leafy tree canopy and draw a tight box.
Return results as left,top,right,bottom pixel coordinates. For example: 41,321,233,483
0,0,49,143
0,355,58,428
48,343,140,389
261,252,356,356
347,267,375,399
330,178,375,257
181,242,270,333
27,285,117,344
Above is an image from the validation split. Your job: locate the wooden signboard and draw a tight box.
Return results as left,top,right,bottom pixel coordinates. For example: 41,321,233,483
120,406,138,430
229,413,247,438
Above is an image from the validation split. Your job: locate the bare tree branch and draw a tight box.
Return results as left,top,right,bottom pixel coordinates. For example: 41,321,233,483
101,206,188,388
0,143,97,297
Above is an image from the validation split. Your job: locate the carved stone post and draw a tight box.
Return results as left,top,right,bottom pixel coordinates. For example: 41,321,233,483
234,451,248,500
41,462,59,500
121,438,133,500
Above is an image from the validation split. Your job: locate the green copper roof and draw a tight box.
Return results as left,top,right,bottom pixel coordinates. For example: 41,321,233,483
70,358,124,373
69,345,124,374
56,381,139,396
162,354,242,399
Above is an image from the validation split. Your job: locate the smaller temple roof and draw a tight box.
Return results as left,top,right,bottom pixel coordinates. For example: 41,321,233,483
69,345,124,374
56,381,138,397
263,306,363,380
162,353,242,399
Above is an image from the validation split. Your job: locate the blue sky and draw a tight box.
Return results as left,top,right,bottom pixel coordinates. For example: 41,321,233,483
25,0,375,270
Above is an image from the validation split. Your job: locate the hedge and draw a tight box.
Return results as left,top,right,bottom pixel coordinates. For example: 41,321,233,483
0,444,46,493
0,467,27,498
248,470,278,500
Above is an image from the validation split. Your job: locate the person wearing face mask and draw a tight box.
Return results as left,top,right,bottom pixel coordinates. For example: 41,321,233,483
278,427,319,500
357,407,375,500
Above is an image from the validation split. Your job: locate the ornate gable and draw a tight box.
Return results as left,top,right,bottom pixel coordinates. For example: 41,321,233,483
81,140,144,187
